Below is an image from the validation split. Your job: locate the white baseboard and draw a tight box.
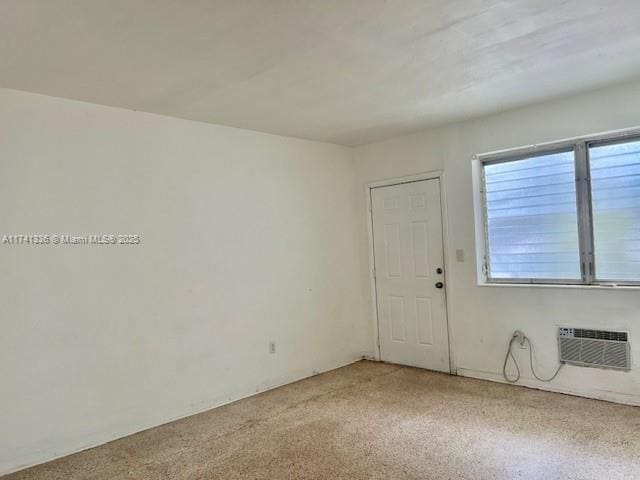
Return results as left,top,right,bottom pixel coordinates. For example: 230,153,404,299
2,356,363,477
456,367,640,407
11,358,633,476
344,357,640,407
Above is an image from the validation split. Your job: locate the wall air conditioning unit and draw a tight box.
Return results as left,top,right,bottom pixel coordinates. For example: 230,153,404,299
558,328,631,371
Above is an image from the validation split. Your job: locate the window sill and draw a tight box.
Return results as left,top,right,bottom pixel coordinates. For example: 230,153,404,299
478,282,640,291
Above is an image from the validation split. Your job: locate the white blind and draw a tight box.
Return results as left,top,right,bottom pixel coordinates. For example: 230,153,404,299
484,150,581,280
590,140,640,282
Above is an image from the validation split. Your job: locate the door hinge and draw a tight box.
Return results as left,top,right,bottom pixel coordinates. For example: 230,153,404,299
372,267,376,279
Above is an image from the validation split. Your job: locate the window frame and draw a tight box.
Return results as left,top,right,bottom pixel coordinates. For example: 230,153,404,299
476,128,640,287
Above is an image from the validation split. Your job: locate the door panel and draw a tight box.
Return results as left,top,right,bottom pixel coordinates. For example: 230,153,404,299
371,179,450,372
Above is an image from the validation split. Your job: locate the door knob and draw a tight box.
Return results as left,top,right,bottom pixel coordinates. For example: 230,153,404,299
435,282,444,289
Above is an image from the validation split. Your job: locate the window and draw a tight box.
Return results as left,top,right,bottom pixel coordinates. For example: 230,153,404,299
590,139,640,282
479,133,640,285
483,150,581,281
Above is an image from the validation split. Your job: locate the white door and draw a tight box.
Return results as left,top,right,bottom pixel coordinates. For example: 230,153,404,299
371,179,450,372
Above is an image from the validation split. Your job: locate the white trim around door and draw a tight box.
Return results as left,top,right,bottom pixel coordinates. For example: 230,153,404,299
365,170,456,374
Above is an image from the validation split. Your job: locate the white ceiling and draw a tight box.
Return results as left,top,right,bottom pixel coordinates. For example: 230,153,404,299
2,0,640,146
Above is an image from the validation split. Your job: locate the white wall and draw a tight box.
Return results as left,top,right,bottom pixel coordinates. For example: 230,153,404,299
0,88,369,475
354,80,640,407
4,78,640,476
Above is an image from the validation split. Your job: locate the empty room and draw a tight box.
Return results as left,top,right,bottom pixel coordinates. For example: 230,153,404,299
2,1,640,479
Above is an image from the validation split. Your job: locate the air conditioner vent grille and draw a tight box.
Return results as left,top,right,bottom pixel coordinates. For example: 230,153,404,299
604,342,629,369
572,329,627,342
558,328,630,371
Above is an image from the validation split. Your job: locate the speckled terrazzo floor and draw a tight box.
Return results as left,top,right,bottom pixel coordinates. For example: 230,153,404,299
4,360,640,480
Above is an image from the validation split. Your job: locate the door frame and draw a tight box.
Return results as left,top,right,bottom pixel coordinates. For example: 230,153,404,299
365,170,456,374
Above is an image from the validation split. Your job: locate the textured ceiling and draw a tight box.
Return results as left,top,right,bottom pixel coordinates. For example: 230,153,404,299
2,0,640,146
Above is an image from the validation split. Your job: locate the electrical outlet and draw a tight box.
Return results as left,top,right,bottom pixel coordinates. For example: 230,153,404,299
513,330,527,348
269,341,276,354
